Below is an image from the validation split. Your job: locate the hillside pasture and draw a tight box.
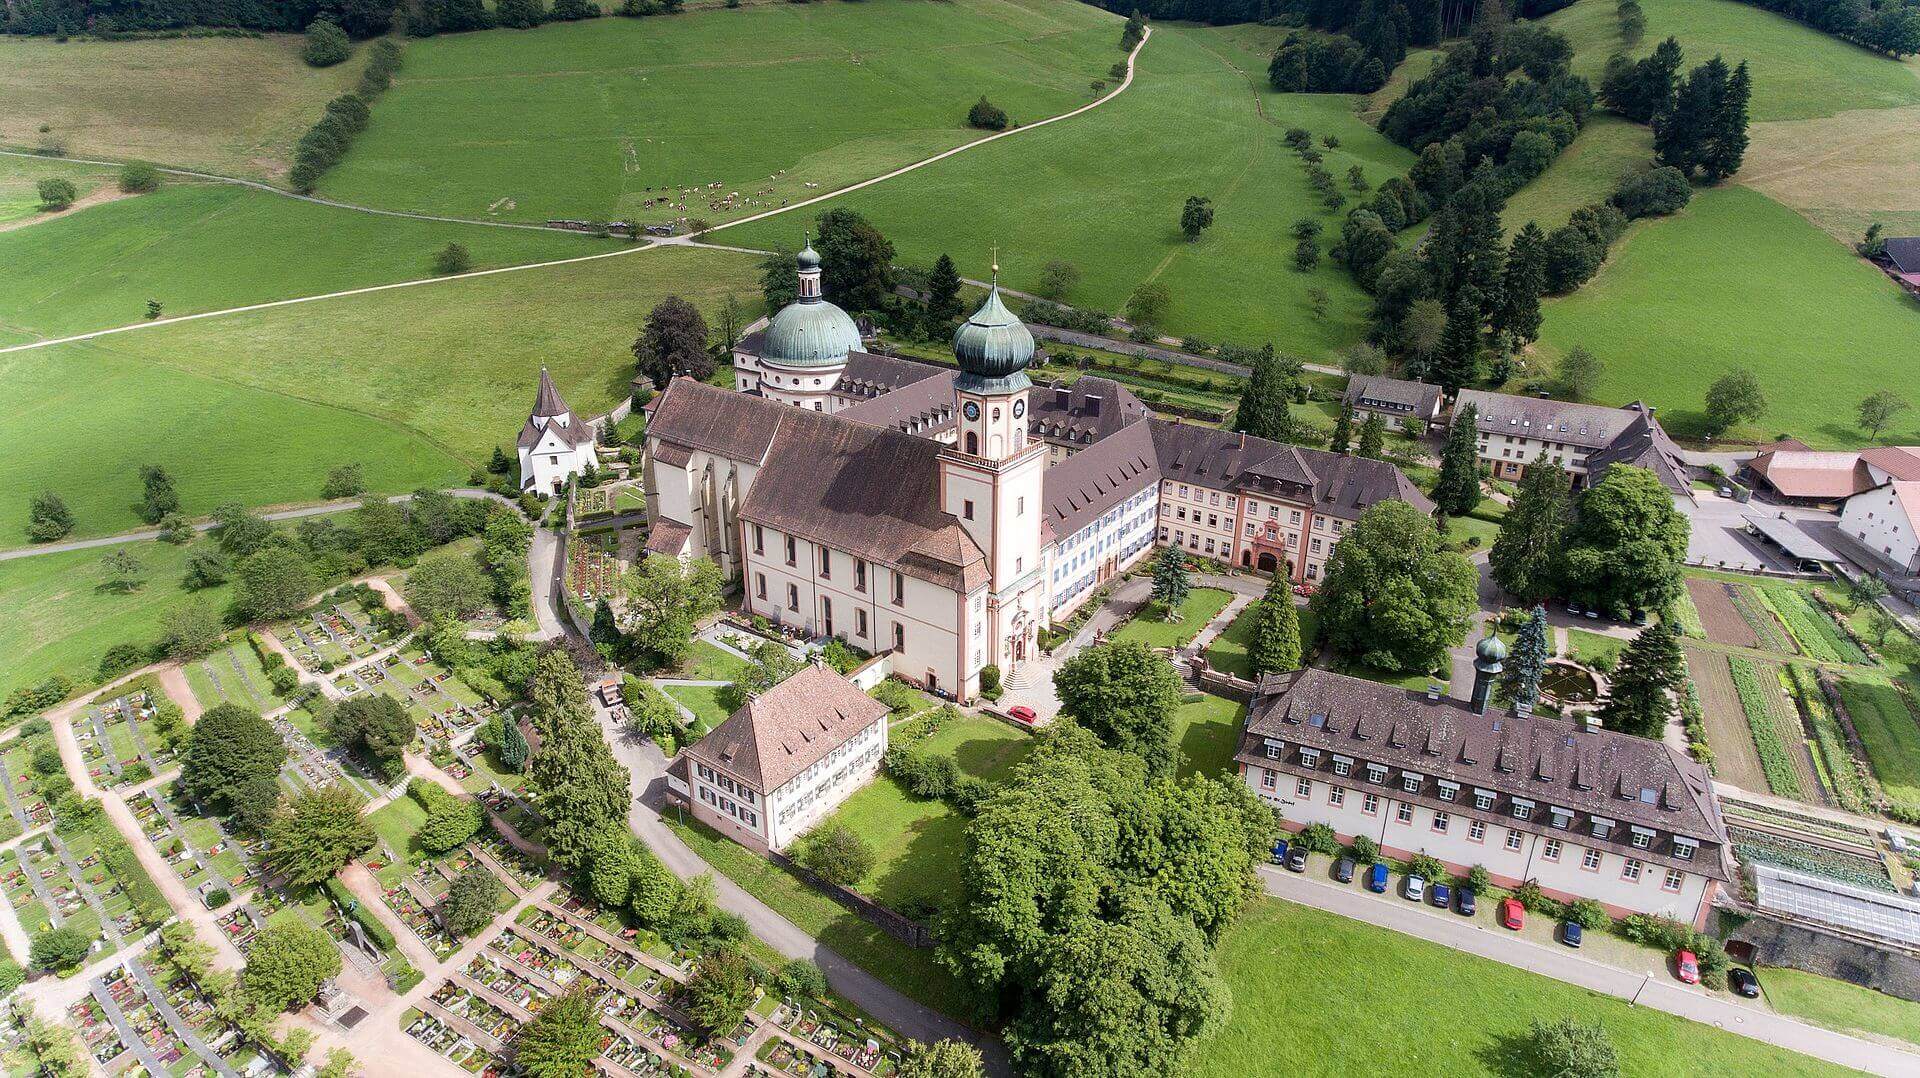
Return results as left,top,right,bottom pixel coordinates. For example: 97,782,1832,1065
322,0,1121,224
725,24,1416,358
1535,185,1920,448
1742,104,1920,244
0,173,615,341
0,156,117,225
0,34,359,181
1501,114,1651,235
0,537,235,702
1545,0,1920,123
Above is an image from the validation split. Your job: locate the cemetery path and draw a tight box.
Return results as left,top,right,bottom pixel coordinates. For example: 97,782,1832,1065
155,665,201,724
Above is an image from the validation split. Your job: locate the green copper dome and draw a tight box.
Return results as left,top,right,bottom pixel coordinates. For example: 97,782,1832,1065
953,284,1034,392
762,241,861,368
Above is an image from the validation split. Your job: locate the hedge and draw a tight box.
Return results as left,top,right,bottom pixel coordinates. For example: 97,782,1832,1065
325,876,400,952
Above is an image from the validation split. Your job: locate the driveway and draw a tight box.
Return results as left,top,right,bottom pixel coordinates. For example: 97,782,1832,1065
1258,867,1919,1077
1682,491,1837,574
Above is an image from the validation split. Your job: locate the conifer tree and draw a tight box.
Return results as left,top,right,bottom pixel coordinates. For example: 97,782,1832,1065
1232,345,1293,443
1489,453,1570,602
1494,222,1546,345
1151,545,1191,616
1505,605,1551,708
926,254,962,325
1703,60,1750,183
1330,400,1354,453
1430,294,1482,392
1247,575,1303,676
1598,620,1685,739
499,717,528,772
1357,413,1386,459
1431,404,1483,517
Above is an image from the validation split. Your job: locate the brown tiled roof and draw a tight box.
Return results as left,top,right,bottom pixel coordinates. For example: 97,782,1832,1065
645,517,693,556
1747,450,1874,499
836,367,959,436
1584,409,1694,499
518,370,596,450
835,352,948,400
1861,446,1920,483
649,380,986,592
1043,420,1159,538
1344,375,1442,416
679,664,889,793
1029,377,1148,447
1240,669,1727,878
1148,420,1434,520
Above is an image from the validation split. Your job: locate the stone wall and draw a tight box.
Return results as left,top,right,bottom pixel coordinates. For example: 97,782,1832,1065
1727,914,1920,1003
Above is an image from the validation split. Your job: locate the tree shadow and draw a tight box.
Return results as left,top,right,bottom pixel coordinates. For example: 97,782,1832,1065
946,733,1030,785
865,809,968,922
1474,1031,1538,1078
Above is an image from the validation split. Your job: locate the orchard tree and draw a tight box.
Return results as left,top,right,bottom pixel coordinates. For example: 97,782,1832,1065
1702,368,1766,438
1311,500,1478,673
139,464,180,524
1150,545,1190,613
1432,404,1484,517
621,555,726,665
1562,466,1689,618
1037,259,1080,301
1246,574,1303,676
432,242,472,275
1053,640,1182,775
1125,281,1171,331
1179,195,1214,242
36,177,77,210
264,784,376,887
1599,621,1686,739
633,295,712,389
1489,453,1571,602
1860,390,1910,442
100,548,146,592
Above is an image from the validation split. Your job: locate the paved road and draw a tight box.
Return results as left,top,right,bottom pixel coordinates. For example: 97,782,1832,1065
0,488,517,561
1259,867,1920,1077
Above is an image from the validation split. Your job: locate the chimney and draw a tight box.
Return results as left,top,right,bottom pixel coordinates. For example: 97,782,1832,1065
1469,635,1506,716
1239,432,1247,449
1055,386,1070,408
1581,713,1602,735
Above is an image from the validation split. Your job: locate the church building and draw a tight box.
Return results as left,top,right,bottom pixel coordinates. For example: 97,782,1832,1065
641,247,1430,700
517,367,600,494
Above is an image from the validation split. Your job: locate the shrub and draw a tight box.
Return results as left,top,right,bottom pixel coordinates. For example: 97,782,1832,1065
1346,834,1379,865
1610,165,1691,219
1407,853,1446,883
1566,898,1611,931
302,17,351,66
1514,878,1565,918
967,96,1009,131
36,177,76,210
268,666,301,695
1298,822,1338,855
1467,864,1493,894
778,958,827,999
29,925,93,971
119,161,161,193
795,823,874,887
433,243,472,276
870,678,921,714
205,887,232,909
978,665,1001,695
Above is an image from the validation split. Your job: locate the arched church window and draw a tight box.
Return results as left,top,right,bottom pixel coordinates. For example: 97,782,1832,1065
965,432,979,454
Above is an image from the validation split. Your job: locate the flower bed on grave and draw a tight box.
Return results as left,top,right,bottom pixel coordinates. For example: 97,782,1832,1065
69,996,128,1067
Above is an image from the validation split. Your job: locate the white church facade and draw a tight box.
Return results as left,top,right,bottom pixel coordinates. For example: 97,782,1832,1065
517,367,600,494
641,244,1430,701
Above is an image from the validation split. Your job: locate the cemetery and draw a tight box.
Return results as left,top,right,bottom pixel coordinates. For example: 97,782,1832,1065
274,596,395,674
69,687,180,791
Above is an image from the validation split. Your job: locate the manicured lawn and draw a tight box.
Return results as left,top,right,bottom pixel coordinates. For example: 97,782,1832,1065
323,0,1121,224
915,713,1035,784
678,640,750,684
1189,898,1854,1077
1501,114,1654,235
1202,599,1315,680
0,176,615,340
1759,965,1920,1046
663,683,731,734
368,792,431,868
1567,628,1628,669
0,537,233,704
1536,186,1920,448
1334,658,1446,693
725,24,1417,358
1545,0,1920,123
1111,587,1233,649
3,244,755,542
1170,693,1244,780
666,816,978,1021
0,33,360,180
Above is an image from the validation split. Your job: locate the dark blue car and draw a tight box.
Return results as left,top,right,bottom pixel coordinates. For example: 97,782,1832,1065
1366,863,1389,893
1270,840,1289,866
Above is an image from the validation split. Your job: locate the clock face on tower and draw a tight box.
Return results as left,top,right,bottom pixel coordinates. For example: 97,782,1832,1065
963,401,981,421
1012,399,1025,418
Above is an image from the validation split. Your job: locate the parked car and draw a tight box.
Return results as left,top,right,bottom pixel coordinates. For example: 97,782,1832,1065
1428,882,1451,909
1367,863,1389,893
1285,845,1308,873
1269,840,1288,866
1455,888,1476,917
1499,897,1524,931
1561,921,1584,948
1006,705,1038,725
1730,968,1760,998
1404,875,1427,902
1675,950,1701,985
1333,857,1355,884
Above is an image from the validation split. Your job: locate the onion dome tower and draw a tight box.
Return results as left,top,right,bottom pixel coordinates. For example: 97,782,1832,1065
952,275,1036,396
761,239,863,369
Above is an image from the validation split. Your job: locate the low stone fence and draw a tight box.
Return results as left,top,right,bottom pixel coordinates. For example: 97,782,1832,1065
1727,913,1920,1003
767,850,933,949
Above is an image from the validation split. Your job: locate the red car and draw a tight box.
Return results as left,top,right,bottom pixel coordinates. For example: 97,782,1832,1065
1006,705,1038,726
1675,950,1701,985
1499,897,1524,931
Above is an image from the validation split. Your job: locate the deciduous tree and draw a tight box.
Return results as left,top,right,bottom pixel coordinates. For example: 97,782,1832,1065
684,949,757,1036
816,208,896,311
243,920,342,1012
633,295,713,389
1701,367,1766,438
797,823,874,887
26,490,74,542
1859,390,1910,442
1561,466,1689,618
1053,640,1182,775
514,983,603,1077
264,784,376,887
1311,500,1478,673
161,600,224,660
900,1039,984,1078
1528,1017,1619,1078
406,552,492,623
620,555,725,665
1179,195,1214,242
1555,345,1603,401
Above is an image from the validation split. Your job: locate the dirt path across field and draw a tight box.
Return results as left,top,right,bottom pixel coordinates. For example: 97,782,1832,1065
0,185,134,232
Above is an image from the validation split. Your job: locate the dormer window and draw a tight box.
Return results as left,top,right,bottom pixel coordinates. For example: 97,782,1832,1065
1591,817,1615,840
1400,773,1422,794
1299,748,1320,768
1549,807,1573,829
1263,738,1282,761
1366,763,1387,784
1630,826,1655,849
1473,788,1494,811
1673,837,1697,861
1511,798,1534,821
1437,781,1459,803
1332,755,1353,778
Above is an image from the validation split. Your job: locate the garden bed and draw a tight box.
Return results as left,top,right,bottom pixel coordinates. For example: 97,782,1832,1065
1759,585,1868,665
1727,656,1817,801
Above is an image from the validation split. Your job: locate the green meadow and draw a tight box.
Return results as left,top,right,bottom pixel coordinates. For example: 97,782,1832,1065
0,537,234,701
4,244,759,543
725,23,1416,358
1501,114,1652,235
1544,0,1920,123
1536,185,1920,448
322,0,1122,224
0,172,614,341
0,157,117,225
1192,899,1853,1077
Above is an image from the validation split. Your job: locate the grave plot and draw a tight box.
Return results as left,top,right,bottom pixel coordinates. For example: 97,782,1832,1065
120,950,275,1077
336,651,492,754
133,785,255,910
68,994,131,1071
764,999,904,1077
70,688,180,791
266,702,386,802
0,731,58,837
448,732,529,799
376,857,461,962
0,842,64,937
275,598,393,674
567,534,621,607
214,905,264,952
0,818,160,964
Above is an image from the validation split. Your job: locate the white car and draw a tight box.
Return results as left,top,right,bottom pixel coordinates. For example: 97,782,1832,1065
1404,874,1427,902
